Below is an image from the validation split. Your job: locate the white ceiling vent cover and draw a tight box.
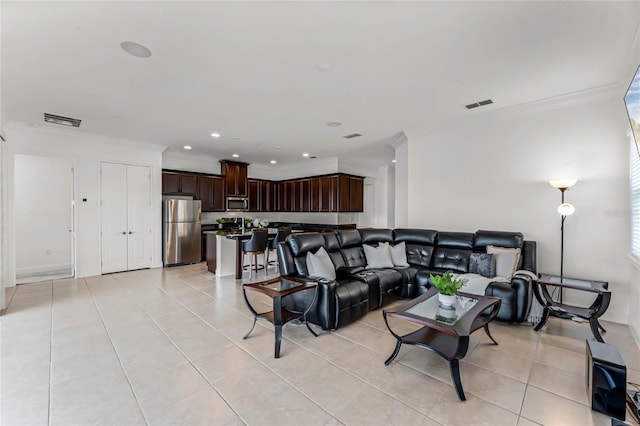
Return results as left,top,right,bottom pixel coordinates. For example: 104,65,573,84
44,113,82,127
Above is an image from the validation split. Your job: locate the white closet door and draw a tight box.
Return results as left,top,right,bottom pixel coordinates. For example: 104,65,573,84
101,163,128,274
126,165,151,270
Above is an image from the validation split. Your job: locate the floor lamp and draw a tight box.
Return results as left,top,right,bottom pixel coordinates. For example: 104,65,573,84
549,178,577,304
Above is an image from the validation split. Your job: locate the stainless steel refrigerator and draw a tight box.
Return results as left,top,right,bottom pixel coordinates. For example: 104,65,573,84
163,199,202,266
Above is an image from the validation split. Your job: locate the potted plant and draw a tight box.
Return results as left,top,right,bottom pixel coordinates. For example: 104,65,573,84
215,218,225,229
429,271,468,306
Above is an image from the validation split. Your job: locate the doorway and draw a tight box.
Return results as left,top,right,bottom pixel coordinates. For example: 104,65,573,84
14,154,75,283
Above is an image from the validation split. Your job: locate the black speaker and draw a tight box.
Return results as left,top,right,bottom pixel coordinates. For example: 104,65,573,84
586,340,627,421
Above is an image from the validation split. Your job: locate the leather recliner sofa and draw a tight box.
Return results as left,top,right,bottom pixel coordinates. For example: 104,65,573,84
276,228,537,331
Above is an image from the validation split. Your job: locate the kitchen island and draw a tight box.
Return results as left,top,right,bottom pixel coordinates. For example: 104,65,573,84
204,222,357,279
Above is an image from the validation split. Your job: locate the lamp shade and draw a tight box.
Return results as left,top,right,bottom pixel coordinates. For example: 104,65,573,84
557,203,575,216
549,179,578,189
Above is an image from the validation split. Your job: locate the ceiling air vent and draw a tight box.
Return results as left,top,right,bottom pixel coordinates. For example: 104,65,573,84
465,99,493,110
44,113,82,127
343,133,362,139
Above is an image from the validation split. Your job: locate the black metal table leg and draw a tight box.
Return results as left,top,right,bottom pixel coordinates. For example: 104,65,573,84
534,307,550,332
589,318,605,343
385,338,403,366
450,359,466,401
483,324,498,345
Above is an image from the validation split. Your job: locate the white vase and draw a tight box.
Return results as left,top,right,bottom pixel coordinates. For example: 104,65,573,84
438,293,457,307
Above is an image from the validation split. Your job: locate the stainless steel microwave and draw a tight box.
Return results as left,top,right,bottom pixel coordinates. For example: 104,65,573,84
227,197,249,211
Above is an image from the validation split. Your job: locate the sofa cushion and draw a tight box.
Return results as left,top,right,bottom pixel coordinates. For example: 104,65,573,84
469,253,496,278
364,243,394,269
431,247,471,273
306,247,336,280
487,245,521,279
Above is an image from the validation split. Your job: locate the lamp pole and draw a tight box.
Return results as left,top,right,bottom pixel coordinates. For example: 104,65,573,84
549,178,577,306
559,187,566,304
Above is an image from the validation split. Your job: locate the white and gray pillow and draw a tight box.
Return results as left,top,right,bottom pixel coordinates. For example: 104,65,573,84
305,246,336,280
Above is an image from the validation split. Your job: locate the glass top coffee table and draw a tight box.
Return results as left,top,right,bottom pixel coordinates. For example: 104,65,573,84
383,287,501,401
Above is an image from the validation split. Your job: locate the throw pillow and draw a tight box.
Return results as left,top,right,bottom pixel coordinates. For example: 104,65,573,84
305,247,336,280
387,241,410,267
486,245,521,279
363,243,394,269
469,253,496,278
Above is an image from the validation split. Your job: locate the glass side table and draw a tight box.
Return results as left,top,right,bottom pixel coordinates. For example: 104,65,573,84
242,276,318,358
533,273,611,342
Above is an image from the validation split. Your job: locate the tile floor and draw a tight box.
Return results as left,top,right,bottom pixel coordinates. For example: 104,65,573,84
2,263,640,426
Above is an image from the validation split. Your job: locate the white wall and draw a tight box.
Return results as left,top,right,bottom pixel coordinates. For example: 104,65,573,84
162,150,222,175
394,137,408,227
14,154,74,281
404,90,631,323
5,122,166,283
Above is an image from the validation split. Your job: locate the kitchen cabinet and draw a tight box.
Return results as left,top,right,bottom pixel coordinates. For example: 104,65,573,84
249,179,277,212
349,177,364,212
248,179,260,211
162,171,197,195
197,175,224,212
221,160,249,198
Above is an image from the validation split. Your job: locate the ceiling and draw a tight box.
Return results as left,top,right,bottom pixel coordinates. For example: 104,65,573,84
2,1,639,170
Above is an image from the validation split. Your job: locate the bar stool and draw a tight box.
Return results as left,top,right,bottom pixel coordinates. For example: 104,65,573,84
242,228,268,279
266,227,291,273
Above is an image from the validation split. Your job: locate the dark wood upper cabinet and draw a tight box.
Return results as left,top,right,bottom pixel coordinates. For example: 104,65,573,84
349,177,364,212
162,171,197,196
248,179,260,211
165,168,364,213
310,178,320,212
198,175,224,212
301,179,310,212
221,160,249,198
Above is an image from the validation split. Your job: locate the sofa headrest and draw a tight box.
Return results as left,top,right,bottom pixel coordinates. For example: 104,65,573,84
474,230,524,250
286,233,326,257
436,232,474,249
323,232,341,252
393,229,438,245
337,229,362,248
359,228,394,245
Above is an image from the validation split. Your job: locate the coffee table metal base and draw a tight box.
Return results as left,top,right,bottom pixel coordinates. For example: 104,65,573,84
384,318,497,401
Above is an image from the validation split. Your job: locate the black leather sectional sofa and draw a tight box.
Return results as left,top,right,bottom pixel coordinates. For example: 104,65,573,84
276,228,537,331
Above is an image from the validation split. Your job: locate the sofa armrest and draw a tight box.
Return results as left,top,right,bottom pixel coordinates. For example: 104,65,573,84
509,274,533,323
282,274,337,330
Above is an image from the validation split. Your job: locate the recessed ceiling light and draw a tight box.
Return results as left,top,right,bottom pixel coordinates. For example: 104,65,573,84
326,121,342,127
232,154,239,158
302,153,310,157
120,41,152,58
183,145,192,150
392,159,396,163
270,160,277,164
317,63,331,72
211,132,220,138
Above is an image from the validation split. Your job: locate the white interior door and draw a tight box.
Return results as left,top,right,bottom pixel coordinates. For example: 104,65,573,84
101,163,128,274
14,154,74,283
126,165,151,270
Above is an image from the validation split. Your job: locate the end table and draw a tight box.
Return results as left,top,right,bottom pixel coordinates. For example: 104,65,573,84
533,273,611,342
242,276,318,358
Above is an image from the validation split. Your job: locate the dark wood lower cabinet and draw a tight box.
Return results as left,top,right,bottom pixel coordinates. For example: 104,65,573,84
206,233,217,273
